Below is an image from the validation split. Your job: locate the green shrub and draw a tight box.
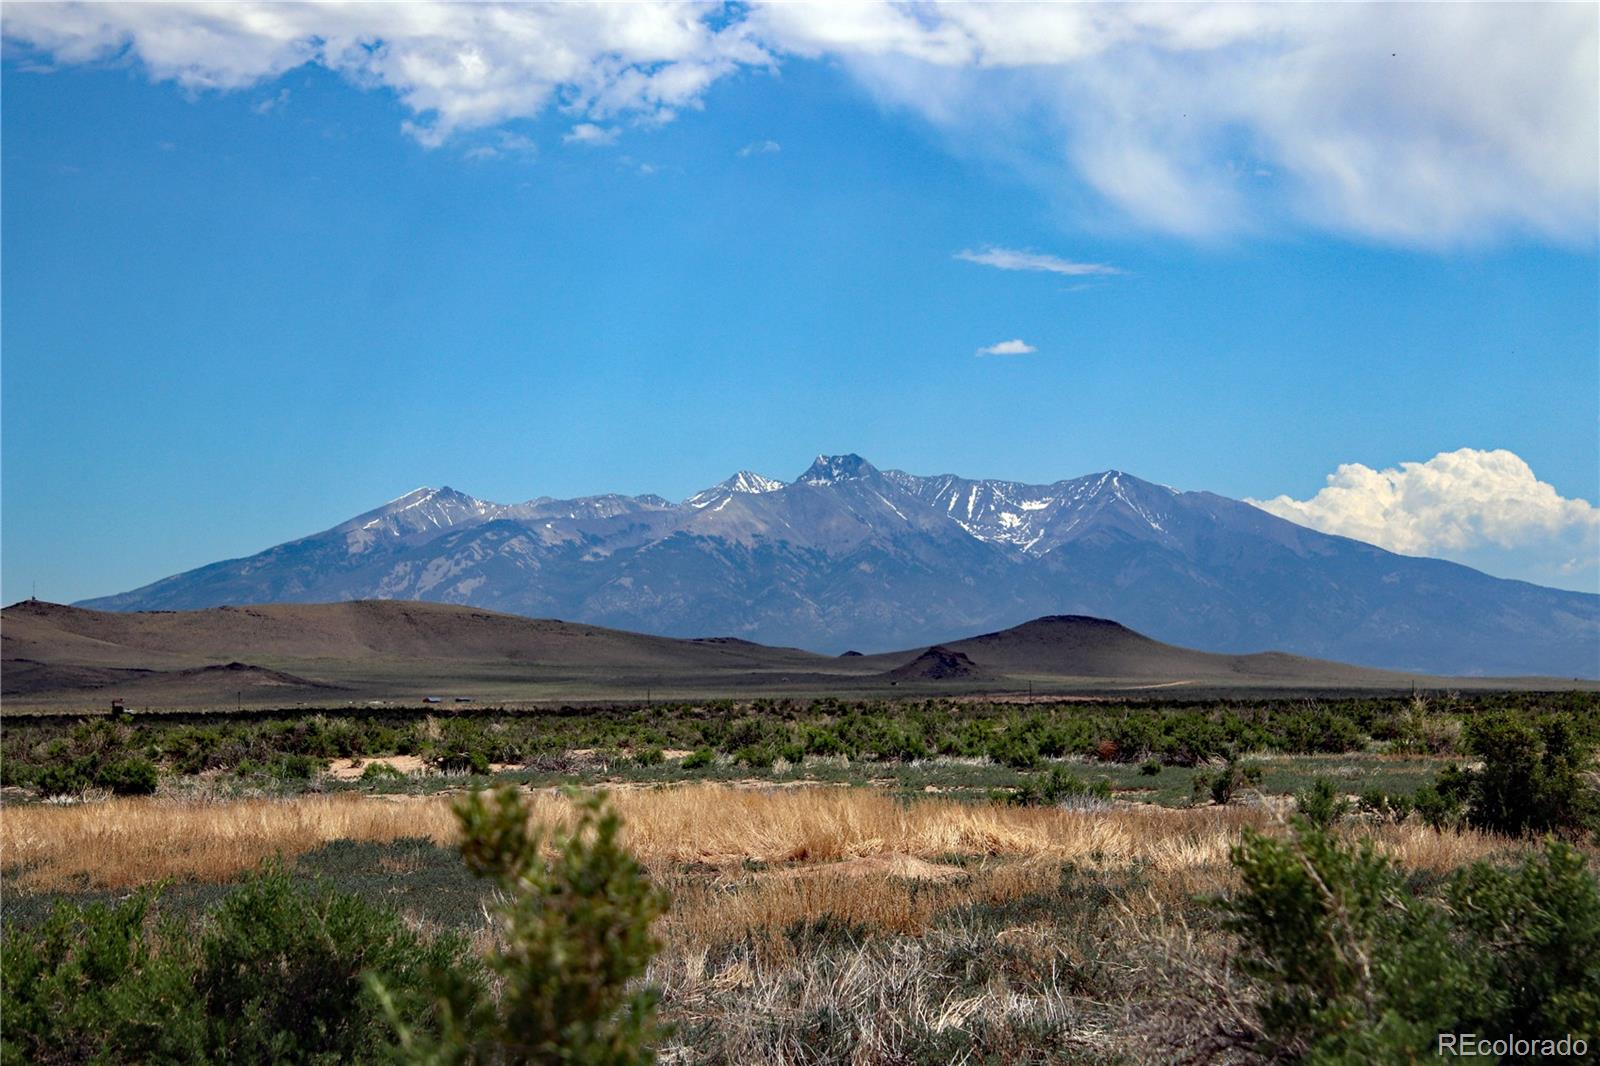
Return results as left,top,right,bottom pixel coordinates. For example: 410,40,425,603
1383,701,1462,755
1192,756,1262,806
1458,714,1597,839
681,748,715,770
1010,767,1113,808
1418,715,1598,839
197,864,470,1063
32,762,94,798
866,723,927,762
735,744,775,770
1225,821,1600,1062
631,747,664,768
0,869,469,1066
360,761,406,781
32,756,159,797
988,732,1041,770
429,746,490,776
0,894,206,1064
1295,778,1350,829
1160,715,1228,767
1357,788,1414,824
1445,843,1600,1041
99,758,159,796
375,787,666,1064
802,725,849,758
1138,759,1162,777
268,754,323,781
1273,708,1364,754
1106,716,1161,762
0,755,37,790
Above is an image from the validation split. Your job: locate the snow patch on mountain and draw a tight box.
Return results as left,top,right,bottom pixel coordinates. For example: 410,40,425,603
684,470,785,508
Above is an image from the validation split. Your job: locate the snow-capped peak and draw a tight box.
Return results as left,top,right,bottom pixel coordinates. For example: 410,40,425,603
725,471,784,495
684,470,785,509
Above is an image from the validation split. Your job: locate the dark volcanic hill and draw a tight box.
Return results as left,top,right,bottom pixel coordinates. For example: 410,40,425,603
2,599,829,674
934,615,1404,684
3,599,1448,708
6,599,1584,709
885,646,994,682
75,455,1600,677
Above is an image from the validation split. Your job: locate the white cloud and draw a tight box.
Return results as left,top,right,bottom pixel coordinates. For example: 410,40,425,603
462,130,538,161
5,2,1594,244
1,2,773,145
564,122,619,146
956,247,1121,277
252,87,289,114
1250,448,1600,591
976,339,1035,357
738,138,781,157
753,2,1598,245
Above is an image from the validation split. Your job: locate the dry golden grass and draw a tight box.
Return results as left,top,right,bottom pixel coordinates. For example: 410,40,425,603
1,782,1530,900
4,784,1575,1065
657,856,1068,949
2,793,457,892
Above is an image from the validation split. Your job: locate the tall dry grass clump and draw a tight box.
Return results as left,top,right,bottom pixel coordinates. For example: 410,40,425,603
2,785,1266,893
2,794,462,891
1,782,1539,897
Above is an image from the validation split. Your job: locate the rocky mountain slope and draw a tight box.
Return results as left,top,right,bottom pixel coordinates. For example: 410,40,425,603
78,455,1600,677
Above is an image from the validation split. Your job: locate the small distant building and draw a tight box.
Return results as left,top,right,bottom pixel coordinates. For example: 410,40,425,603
423,696,443,704
454,696,473,703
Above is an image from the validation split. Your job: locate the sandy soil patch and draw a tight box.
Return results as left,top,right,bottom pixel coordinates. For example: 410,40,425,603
327,755,428,780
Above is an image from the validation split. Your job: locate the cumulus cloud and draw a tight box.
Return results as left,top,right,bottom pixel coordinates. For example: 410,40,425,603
1250,448,1600,590
1,2,773,146
956,247,1121,277
5,2,1594,244
564,122,619,146
976,339,1036,357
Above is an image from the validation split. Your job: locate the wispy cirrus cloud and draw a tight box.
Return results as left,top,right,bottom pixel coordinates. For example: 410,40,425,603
4,2,1593,246
252,87,289,115
463,131,538,161
738,139,781,157
976,339,1036,357
757,3,1597,246
956,247,1122,277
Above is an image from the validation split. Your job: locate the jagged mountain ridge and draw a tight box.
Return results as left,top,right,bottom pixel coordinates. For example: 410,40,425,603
79,455,1600,676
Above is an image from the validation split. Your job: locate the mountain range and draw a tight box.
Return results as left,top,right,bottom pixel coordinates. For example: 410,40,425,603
79,455,1600,678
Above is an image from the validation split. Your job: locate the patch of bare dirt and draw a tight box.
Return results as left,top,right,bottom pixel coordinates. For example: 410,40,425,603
327,756,427,780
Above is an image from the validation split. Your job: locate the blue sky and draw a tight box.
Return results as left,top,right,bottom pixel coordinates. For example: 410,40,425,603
2,2,1597,603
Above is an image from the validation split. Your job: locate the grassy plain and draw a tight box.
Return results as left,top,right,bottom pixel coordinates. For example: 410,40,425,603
1,784,1556,1063
5,690,1596,1062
